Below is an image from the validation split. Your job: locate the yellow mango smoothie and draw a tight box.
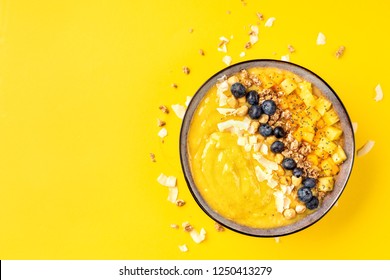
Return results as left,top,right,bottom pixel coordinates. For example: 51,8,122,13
187,67,347,228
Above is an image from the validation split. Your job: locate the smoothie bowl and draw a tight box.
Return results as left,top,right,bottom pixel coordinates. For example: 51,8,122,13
180,60,354,237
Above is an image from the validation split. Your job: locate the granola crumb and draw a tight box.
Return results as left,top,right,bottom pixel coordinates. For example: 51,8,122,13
170,224,179,229
226,10,231,15
157,119,166,127
214,222,225,232
218,39,227,48
149,153,156,162
245,42,252,49
189,28,193,33
199,49,205,56
159,105,169,114
182,66,190,75
335,46,345,59
171,83,178,89
256,12,264,21
182,222,193,232
176,199,186,207
288,45,295,53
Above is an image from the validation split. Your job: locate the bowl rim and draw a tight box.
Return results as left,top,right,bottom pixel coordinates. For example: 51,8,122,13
179,59,355,237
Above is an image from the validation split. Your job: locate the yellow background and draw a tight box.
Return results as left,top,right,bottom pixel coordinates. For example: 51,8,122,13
0,0,389,259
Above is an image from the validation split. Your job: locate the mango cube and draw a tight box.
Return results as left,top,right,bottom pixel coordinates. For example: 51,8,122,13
314,147,330,159
298,82,316,107
301,131,315,143
320,158,340,176
315,97,332,115
318,177,335,192
260,74,275,89
317,138,338,155
280,78,298,95
305,106,322,123
332,145,347,164
322,109,340,126
268,71,284,84
287,93,304,111
307,154,319,166
316,119,326,129
299,117,316,133
323,126,343,141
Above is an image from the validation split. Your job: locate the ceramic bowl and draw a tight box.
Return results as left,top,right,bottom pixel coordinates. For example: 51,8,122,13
179,59,355,237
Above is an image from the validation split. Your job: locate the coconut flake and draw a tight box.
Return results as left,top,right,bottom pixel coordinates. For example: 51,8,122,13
352,122,358,134
264,17,276,27
218,94,228,106
284,197,291,209
218,36,229,52
157,173,177,187
167,187,178,203
218,44,227,53
216,80,229,106
171,104,186,119
274,191,285,213
216,80,229,92
249,35,258,45
253,153,278,171
216,108,236,115
374,84,383,102
255,166,268,182
237,136,248,147
268,178,278,189
316,32,326,45
185,96,192,107
222,55,232,66
260,143,268,155
240,51,246,57
158,127,168,138
250,25,259,35
178,244,188,252
357,140,375,157
248,25,259,45
219,36,229,43
217,75,227,83
217,119,250,132
244,144,252,152
190,228,206,244
249,136,258,145
254,166,278,189
165,176,177,187
281,54,290,62
275,237,280,243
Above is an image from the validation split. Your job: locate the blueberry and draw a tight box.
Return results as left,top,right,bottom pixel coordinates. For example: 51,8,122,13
270,141,285,153
248,105,262,119
247,90,259,105
297,187,313,203
281,158,297,170
261,100,277,116
306,196,319,210
230,83,246,98
259,124,273,137
273,126,286,138
302,177,317,188
293,168,304,178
